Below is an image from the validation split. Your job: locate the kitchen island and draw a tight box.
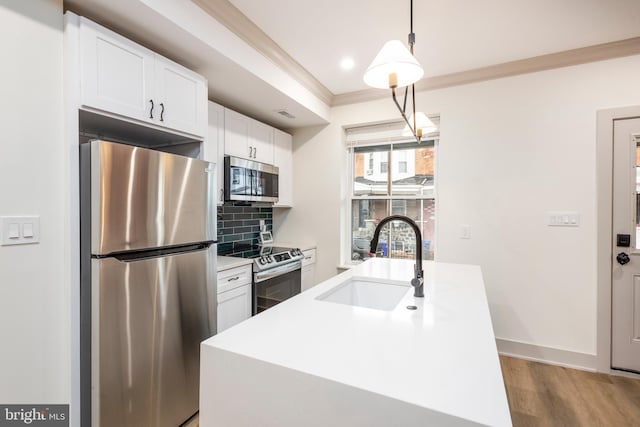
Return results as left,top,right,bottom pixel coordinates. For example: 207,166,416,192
200,258,511,426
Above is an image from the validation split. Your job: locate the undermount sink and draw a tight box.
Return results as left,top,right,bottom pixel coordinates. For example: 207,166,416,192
316,277,411,311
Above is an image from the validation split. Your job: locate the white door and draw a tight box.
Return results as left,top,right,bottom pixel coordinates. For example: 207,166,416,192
203,102,225,205
79,17,155,122
217,284,252,333
612,117,640,373
249,119,274,164
155,56,207,137
224,108,251,159
273,129,293,207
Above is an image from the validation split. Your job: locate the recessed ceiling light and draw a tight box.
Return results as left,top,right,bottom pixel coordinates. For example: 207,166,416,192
340,57,355,70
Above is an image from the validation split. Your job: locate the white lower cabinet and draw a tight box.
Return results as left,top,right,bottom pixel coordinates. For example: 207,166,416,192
301,249,317,291
217,264,252,333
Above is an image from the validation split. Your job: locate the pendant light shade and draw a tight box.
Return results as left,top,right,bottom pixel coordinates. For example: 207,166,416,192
363,40,424,89
403,112,437,136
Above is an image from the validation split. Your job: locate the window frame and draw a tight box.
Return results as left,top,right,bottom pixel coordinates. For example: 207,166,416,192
345,138,438,265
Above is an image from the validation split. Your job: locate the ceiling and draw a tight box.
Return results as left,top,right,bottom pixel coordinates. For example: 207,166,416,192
63,0,640,130
229,0,640,95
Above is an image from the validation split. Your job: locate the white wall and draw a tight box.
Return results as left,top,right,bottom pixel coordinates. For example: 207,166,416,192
0,0,68,402
274,55,640,362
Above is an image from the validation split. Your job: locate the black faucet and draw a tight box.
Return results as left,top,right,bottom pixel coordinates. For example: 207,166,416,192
370,215,424,298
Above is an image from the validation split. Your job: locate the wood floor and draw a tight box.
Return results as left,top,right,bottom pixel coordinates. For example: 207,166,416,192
500,355,640,426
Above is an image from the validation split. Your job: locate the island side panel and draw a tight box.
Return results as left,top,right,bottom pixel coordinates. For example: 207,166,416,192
199,345,490,427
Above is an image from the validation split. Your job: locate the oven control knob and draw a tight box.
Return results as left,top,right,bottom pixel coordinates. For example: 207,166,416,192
258,257,266,265
266,255,273,263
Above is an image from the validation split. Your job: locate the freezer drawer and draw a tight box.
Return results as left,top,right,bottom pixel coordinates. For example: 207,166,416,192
90,245,216,427
85,140,216,255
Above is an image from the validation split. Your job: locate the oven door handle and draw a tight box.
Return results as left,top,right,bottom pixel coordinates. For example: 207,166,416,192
254,261,302,283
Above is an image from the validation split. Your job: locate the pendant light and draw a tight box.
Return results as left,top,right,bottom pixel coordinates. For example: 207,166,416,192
363,0,426,143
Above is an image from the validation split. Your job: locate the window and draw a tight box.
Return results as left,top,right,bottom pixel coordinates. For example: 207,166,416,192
349,139,436,262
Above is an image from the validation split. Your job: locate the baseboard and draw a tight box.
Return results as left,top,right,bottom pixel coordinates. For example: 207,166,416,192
496,338,598,372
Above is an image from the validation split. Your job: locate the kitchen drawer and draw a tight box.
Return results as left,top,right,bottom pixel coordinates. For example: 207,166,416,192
301,249,316,267
217,265,252,293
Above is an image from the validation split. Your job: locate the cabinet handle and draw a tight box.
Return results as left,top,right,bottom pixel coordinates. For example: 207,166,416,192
227,276,240,281
149,99,154,119
219,188,224,202
304,256,312,260
160,103,165,122
253,147,257,158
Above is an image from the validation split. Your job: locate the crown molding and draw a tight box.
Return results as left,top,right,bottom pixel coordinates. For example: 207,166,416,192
193,0,333,106
186,3,640,109
332,36,640,106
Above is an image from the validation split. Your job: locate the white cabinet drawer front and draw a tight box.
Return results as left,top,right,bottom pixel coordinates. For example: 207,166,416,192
80,17,155,122
217,284,251,334
301,249,316,266
217,265,252,293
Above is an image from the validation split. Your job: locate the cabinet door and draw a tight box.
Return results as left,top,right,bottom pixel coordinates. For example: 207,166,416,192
217,284,252,333
301,249,316,291
224,108,251,159
249,119,274,164
204,102,225,205
155,56,207,137
301,265,315,292
273,129,293,207
80,17,155,122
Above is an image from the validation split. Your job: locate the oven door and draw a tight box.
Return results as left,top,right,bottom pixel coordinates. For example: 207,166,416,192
253,261,302,314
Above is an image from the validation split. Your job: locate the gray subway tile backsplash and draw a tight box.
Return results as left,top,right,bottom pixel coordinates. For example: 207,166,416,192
217,205,272,252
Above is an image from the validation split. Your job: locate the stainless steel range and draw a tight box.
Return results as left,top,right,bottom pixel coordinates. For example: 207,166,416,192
221,245,303,314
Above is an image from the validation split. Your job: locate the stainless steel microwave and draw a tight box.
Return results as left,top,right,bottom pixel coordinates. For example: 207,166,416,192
224,156,279,203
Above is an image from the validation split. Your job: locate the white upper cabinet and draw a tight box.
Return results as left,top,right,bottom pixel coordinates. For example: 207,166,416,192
202,102,225,205
224,108,252,159
155,56,208,137
224,108,274,163
80,17,155,123
249,120,274,164
79,17,207,138
273,129,293,207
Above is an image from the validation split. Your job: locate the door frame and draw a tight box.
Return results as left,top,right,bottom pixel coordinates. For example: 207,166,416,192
596,105,640,373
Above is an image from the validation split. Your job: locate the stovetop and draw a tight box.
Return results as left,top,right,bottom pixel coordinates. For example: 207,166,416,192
219,244,303,271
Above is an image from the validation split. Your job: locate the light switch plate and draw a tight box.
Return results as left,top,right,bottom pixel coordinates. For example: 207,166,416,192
460,224,471,239
1,216,40,245
547,211,580,227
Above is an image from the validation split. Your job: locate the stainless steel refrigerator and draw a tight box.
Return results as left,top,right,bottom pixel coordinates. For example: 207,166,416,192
80,140,217,427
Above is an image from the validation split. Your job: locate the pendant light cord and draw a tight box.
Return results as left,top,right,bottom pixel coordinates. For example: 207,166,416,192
409,0,417,137
408,0,415,54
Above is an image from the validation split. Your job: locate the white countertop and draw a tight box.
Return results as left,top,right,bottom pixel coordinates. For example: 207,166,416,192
202,258,511,426
216,255,252,272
